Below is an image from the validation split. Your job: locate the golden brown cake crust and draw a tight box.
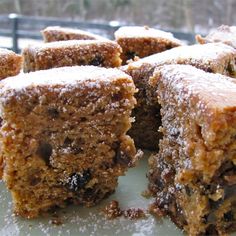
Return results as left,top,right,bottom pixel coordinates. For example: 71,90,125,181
0,66,138,218
22,40,122,72
0,48,22,80
41,26,107,42
149,64,236,235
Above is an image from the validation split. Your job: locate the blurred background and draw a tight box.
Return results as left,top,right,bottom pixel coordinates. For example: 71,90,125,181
0,0,235,52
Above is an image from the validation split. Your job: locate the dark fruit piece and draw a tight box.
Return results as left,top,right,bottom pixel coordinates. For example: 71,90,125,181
90,56,103,66
125,51,136,60
48,107,59,118
36,142,52,165
67,170,91,192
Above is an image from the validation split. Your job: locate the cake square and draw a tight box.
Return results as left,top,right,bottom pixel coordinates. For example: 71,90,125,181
41,26,106,42
22,40,122,72
196,25,236,49
0,48,22,79
115,26,183,65
122,42,236,150
0,66,138,218
148,64,236,235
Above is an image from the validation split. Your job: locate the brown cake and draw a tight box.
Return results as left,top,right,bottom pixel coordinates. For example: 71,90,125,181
0,48,22,79
196,25,236,49
0,66,139,218
41,26,106,42
148,64,236,235
22,40,122,72
114,26,183,65
122,42,236,150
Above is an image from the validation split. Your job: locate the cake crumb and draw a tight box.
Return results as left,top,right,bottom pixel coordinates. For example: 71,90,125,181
123,208,146,220
49,217,63,226
103,200,122,219
141,189,153,199
148,203,165,218
103,200,146,220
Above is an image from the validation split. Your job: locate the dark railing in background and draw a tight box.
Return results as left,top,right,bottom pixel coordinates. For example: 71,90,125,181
0,14,196,53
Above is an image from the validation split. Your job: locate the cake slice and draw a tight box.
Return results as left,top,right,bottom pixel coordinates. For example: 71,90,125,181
122,42,236,150
196,25,236,49
114,26,183,65
41,26,106,42
22,40,122,72
0,66,138,218
0,48,22,79
148,64,236,235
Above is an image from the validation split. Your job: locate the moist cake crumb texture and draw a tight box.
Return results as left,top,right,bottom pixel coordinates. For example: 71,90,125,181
0,65,138,218
148,64,236,235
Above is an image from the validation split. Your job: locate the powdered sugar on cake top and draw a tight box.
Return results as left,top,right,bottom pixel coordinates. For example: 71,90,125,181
129,42,236,68
154,64,236,110
0,66,132,94
29,39,118,53
115,26,183,45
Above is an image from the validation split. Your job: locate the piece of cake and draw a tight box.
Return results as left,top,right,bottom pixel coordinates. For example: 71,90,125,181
41,26,106,42
0,66,139,218
114,26,183,65
196,25,236,49
22,40,122,72
0,48,22,79
122,42,236,150
148,64,236,235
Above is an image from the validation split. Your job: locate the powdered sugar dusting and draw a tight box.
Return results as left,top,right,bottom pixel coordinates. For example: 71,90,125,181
198,25,236,49
0,66,131,96
42,26,107,41
29,39,117,52
115,26,183,45
129,42,236,69
154,64,236,110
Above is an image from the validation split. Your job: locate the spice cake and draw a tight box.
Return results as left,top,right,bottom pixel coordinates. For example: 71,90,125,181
0,66,139,218
122,42,236,150
196,25,236,49
0,48,22,80
41,26,106,42
22,40,122,72
148,64,236,235
114,26,183,65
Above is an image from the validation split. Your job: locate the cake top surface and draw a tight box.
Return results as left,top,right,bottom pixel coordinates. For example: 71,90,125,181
114,26,183,44
26,39,117,51
42,26,105,39
203,25,236,48
127,42,235,69
153,64,236,111
0,66,130,92
0,48,18,56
